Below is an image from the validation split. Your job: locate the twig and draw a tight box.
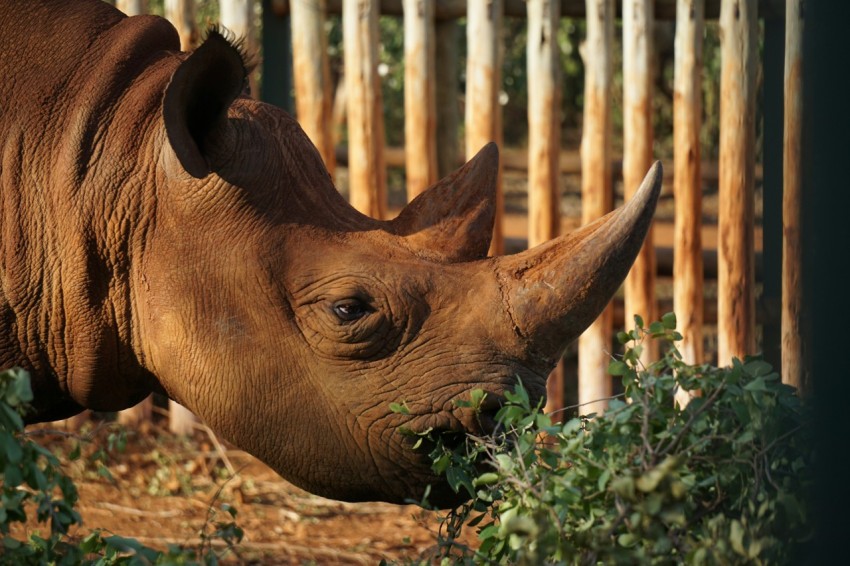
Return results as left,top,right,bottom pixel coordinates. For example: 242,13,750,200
95,502,181,518
656,381,726,457
201,423,237,477
547,393,627,418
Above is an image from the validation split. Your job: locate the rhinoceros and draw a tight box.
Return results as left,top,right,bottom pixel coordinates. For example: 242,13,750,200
0,0,661,505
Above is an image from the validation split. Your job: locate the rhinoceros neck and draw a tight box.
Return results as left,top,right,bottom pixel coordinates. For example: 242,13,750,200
0,0,177,419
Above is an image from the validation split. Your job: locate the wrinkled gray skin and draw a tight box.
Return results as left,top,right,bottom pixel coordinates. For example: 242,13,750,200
0,0,661,506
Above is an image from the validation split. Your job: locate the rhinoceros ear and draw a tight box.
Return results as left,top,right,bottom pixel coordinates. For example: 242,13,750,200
390,143,498,263
163,29,248,178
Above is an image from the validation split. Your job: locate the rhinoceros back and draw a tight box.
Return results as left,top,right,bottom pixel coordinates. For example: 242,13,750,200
0,0,181,420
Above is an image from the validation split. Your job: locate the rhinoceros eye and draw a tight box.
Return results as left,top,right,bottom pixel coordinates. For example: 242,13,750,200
332,299,371,322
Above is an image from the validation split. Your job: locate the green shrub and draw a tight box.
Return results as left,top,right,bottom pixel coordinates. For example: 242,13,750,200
0,367,243,564
417,314,812,565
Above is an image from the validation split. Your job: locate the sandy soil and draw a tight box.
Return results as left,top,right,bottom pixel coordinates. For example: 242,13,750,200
14,418,471,565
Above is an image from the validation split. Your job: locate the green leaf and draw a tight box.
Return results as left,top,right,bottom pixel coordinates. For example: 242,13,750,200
661,312,677,330
495,454,514,473
4,462,23,488
469,388,486,409
478,523,499,541
473,473,500,487
0,403,23,431
389,402,410,415
608,360,629,376
0,431,23,464
633,314,645,329
561,418,582,435
446,467,473,496
744,359,773,378
597,469,611,491
79,531,104,554
730,520,746,555
649,321,666,335
743,377,767,392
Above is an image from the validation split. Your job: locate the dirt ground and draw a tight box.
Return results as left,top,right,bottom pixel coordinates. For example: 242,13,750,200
16,417,470,565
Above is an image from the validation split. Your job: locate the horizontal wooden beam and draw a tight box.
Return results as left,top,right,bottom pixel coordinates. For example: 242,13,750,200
501,240,763,281
610,295,769,334
270,0,785,21
333,144,764,182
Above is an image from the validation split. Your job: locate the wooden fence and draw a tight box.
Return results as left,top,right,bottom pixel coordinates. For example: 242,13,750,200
74,0,803,430
281,0,805,415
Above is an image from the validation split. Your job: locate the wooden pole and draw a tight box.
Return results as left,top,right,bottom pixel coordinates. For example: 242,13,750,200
291,0,337,175
782,0,805,391
160,0,198,436
168,402,197,436
164,0,199,50
435,20,460,178
673,0,704,367
465,0,504,255
622,0,656,362
220,0,259,96
271,0,787,21
527,0,563,417
161,0,199,438
578,0,614,416
116,0,148,15
717,0,757,365
527,0,561,249
403,0,438,199
344,0,388,218
118,397,153,427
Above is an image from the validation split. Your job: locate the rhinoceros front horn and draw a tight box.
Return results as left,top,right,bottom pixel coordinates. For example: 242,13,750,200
495,161,663,363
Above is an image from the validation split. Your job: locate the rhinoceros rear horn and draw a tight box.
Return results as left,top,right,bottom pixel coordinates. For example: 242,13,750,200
163,28,249,178
389,143,498,263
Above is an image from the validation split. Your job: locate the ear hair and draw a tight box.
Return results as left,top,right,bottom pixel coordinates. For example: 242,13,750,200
205,24,259,84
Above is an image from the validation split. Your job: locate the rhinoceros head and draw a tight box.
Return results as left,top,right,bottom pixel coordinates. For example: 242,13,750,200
136,31,661,506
